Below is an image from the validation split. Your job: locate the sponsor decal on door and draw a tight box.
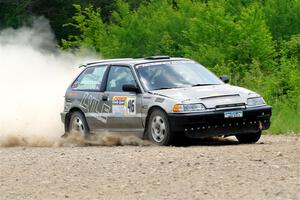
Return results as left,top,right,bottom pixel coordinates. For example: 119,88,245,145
112,96,136,116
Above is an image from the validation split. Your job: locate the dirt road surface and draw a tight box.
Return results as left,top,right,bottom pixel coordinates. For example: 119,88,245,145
0,135,299,200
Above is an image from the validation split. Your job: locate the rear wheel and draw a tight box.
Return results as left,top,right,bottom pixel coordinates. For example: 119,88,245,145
68,111,90,139
235,131,261,144
147,109,175,146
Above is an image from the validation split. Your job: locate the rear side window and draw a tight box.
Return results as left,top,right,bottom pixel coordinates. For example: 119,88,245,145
72,65,107,90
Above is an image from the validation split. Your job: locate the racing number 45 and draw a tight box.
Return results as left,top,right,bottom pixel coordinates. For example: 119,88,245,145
128,99,135,113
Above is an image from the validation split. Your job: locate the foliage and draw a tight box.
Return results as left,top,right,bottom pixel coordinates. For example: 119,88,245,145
263,0,300,40
0,0,146,42
0,0,32,28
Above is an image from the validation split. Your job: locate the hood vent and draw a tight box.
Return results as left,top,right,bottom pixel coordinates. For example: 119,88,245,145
200,94,240,100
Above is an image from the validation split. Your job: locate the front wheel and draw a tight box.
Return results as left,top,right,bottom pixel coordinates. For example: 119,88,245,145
235,131,261,144
147,109,175,146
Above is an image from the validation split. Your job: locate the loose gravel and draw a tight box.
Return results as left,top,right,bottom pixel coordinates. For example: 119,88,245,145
0,135,299,200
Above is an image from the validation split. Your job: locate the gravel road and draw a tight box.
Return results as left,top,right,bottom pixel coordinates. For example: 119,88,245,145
0,135,299,200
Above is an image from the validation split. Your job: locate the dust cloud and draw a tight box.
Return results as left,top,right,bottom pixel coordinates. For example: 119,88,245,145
0,17,147,147
0,132,151,147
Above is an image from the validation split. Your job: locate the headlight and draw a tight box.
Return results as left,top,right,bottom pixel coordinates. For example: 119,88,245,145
247,97,266,107
173,103,206,113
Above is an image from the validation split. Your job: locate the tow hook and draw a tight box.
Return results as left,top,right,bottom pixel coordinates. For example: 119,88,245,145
259,121,263,130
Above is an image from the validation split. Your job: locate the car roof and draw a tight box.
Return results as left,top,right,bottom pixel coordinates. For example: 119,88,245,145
78,56,191,68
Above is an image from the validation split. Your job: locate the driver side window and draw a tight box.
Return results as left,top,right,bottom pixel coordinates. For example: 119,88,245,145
106,66,136,92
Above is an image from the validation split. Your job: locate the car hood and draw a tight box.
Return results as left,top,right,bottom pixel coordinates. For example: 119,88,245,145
150,84,258,108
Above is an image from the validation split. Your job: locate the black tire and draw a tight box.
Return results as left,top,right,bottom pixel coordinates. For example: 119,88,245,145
235,131,261,144
68,111,90,139
147,109,175,146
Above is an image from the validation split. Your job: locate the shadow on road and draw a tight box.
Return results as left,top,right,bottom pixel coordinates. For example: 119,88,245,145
177,136,240,147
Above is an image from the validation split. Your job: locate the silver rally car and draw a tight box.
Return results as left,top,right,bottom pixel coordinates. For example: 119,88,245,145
61,56,272,145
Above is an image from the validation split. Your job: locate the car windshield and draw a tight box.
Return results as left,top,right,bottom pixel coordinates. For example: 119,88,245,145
136,61,223,91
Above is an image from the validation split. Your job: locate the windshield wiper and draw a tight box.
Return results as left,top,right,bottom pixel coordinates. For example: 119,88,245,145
154,87,173,90
154,86,185,90
192,83,218,87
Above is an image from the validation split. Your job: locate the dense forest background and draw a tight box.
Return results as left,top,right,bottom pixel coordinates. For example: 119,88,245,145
0,0,299,133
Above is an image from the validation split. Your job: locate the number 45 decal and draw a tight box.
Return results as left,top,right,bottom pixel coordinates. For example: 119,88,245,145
127,98,136,114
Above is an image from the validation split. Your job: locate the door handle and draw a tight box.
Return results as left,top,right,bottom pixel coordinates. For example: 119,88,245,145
102,95,108,101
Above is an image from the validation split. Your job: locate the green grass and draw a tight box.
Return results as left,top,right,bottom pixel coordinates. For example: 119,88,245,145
266,100,300,134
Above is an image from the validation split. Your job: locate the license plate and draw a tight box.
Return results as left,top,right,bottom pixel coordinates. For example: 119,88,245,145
224,111,243,118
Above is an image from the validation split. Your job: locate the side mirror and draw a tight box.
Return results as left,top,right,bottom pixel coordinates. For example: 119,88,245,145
220,75,229,83
122,84,140,93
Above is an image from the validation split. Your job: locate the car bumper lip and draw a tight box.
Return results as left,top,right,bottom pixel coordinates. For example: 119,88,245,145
60,112,67,123
167,105,272,138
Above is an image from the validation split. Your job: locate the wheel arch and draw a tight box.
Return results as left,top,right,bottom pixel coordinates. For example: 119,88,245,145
65,107,87,133
143,105,168,139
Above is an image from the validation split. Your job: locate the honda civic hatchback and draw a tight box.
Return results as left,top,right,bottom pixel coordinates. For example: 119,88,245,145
61,56,272,145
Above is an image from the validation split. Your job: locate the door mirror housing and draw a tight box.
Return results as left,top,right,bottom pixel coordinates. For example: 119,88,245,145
220,75,229,83
122,84,140,93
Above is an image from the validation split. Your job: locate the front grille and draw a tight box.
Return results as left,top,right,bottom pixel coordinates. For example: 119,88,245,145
216,103,245,109
215,103,246,111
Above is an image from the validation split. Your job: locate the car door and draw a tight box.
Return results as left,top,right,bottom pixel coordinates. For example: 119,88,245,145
70,65,109,131
103,65,143,134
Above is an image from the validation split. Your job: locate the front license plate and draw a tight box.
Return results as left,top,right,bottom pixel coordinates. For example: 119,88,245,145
224,111,243,118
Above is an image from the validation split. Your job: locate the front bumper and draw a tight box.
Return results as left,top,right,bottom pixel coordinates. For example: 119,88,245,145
168,105,272,138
